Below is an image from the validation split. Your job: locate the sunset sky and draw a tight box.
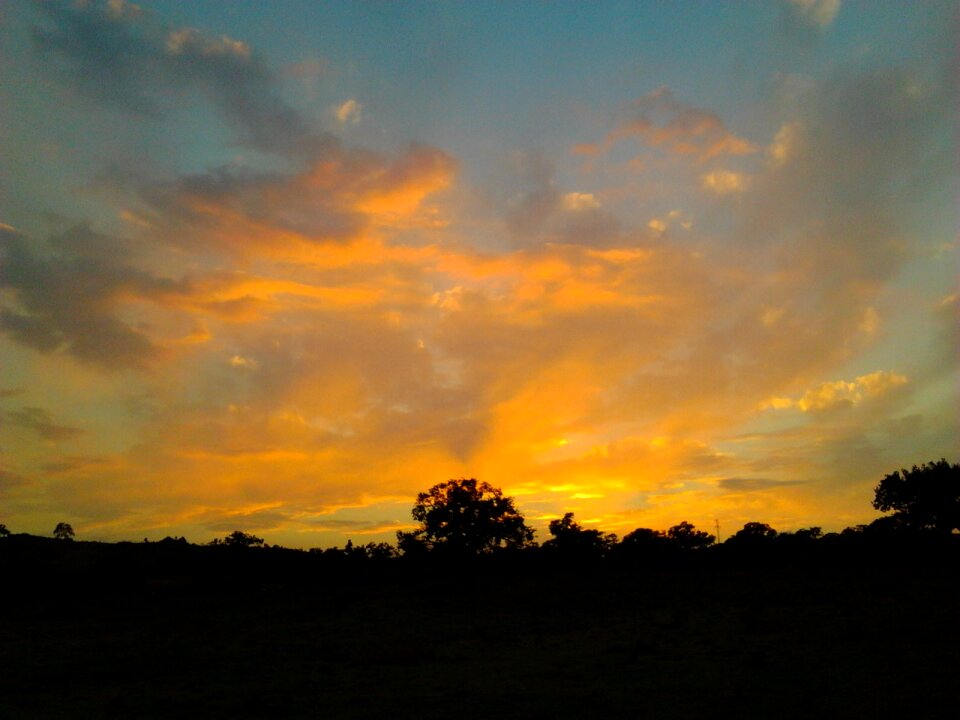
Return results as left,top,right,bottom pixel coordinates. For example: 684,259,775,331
1,0,956,547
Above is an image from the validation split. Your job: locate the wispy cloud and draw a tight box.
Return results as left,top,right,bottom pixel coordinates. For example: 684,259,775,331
786,0,841,29
575,87,758,162
335,99,363,125
0,225,179,368
5,407,84,441
718,477,807,492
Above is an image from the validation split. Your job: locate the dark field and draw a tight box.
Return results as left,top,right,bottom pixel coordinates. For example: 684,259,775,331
2,547,959,720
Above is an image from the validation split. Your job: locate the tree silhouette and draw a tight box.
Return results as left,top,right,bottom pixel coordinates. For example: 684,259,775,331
53,522,75,541
794,526,822,541
220,530,265,548
398,478,534,555
362,542,397,560
727,522,777,545
619,527,670,553
873,459,960,535
543,512,616,556
666,521,715,550
0,523,9,537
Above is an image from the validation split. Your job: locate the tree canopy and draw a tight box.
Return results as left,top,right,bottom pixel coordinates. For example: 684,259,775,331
728,522,777,545
210,530,265,548
873,459,960,535
543,512,617,556
667,521,715,550
398,478,534,555
53,522,74,541
619,527,670,553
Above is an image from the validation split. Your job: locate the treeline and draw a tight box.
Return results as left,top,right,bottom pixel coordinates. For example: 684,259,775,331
0,514,956,591
1,459,957,585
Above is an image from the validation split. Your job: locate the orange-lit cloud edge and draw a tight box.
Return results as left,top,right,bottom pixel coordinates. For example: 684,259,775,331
1,1,956,548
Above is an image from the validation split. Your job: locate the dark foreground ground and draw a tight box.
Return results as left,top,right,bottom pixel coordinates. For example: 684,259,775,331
2,548,958,719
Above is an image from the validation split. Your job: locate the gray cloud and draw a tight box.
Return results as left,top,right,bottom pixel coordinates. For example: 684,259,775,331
494,151,622,247
306,518,406,534
131,141,456,256
0,224,185,368
205,510,290,533
777,0,841,44
747,62,951,278
576,86,757,164
139,162,362,246
32,0,335,159
0,469,27,491
718,477,806,492
5,407,84,441
42,455,110,474
500,151,562,238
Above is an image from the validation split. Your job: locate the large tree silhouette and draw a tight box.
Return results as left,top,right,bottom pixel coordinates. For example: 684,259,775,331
398,478,534,555
873,459,960,535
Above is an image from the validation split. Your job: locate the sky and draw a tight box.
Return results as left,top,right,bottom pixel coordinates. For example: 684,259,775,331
0,0,956,548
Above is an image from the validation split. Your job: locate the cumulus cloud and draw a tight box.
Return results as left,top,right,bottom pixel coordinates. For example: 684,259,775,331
335,99,363,124
229,355,259,370
700,170,749,195
644,210,690,236
764,371,908,413
767,121,804,166
562,192,601,211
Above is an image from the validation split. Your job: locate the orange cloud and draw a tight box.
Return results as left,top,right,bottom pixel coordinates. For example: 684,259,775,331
137,144,457,259
576,87,758,163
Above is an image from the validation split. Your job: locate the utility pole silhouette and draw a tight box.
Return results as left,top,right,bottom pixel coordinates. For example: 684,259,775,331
714,519,721,544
